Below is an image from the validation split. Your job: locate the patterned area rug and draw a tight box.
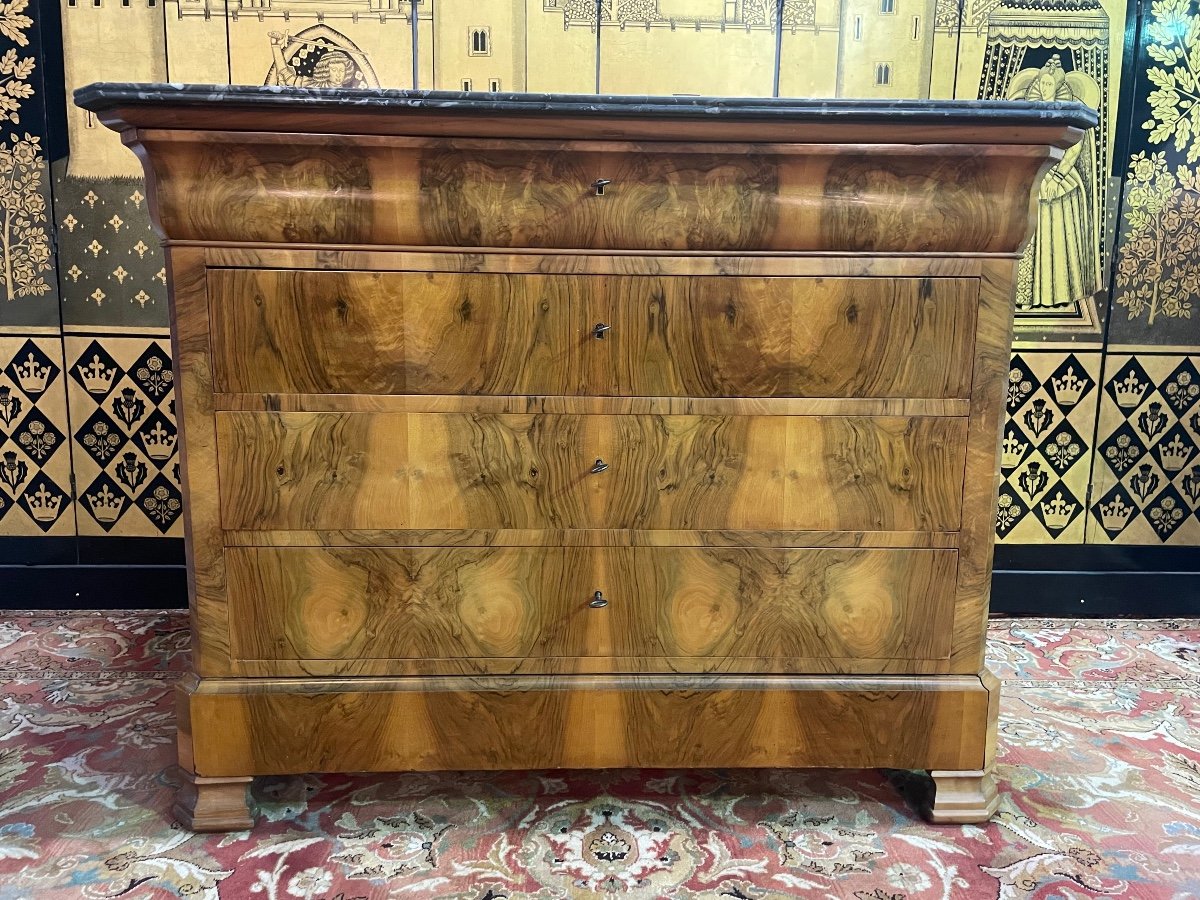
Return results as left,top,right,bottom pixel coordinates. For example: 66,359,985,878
0,613,1197,899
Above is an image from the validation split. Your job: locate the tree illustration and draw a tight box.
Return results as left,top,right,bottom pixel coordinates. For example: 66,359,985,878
0,48,34,125
0,1,49,301
1115,151,1198,324
1143,0,1200,163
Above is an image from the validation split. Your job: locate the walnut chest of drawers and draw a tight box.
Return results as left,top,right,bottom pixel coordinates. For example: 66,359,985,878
77,84,1095,831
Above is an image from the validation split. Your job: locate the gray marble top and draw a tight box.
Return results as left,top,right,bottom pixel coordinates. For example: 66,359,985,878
75,83,1098,129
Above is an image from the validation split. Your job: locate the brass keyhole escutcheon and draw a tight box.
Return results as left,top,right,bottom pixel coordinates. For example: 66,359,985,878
590,591,608,608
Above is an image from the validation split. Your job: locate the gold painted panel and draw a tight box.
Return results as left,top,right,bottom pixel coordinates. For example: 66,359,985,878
1087,353,1200,545
65,334,183,537
996,351,1102,544
0,337,75,536
598,1,777,97
957,0,1127,332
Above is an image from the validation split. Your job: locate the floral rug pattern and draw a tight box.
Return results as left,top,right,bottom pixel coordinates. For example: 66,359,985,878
0,612,1196,899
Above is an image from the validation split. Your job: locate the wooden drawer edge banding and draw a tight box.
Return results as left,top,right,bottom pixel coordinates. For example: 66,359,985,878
215,394,973,417
182,672,991,694
200,247,994,275
225,657,977,677
221,530,961,548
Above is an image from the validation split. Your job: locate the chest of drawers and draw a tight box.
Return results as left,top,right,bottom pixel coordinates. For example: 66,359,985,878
77,85,1095,831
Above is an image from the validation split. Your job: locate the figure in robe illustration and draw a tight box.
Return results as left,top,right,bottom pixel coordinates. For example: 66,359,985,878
1006,56,1102,310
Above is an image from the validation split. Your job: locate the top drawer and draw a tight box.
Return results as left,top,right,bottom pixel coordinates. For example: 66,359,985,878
208,270,976,399
145,137,1049,252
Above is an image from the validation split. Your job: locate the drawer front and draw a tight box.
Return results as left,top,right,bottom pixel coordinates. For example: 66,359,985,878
210,269,976,399
149,136,1047,252
420,149,781,250
216,411,966,532
227,545,958,669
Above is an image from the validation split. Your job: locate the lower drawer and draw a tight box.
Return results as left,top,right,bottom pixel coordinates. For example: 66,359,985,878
226,545,958,674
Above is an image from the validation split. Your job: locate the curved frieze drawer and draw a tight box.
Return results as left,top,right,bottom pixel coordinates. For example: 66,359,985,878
225,545,959,672
215,411,967,533
140,136,1049,253
209,270,977,399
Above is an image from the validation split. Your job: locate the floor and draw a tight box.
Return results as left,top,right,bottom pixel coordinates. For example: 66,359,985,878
0,613,1196,900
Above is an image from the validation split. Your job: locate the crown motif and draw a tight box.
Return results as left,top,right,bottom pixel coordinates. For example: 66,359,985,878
140,421,176,461
25,484,62,523
86,485,125,524
1001,431,1029,469
12,352,50,395
1113,370,1149,409
76,354,117,394
1040,491,1077,531
1099,495,1134,531
1051,366,1088,407
1158,434,1192,473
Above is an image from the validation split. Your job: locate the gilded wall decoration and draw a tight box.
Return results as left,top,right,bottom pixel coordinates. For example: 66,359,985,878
0,0,1190,556
1087,353,1200,544
1109,0,1200,346
1114,151,1198,327
65,335,182,537
0,0,56,323
0,337,74,536
996,351,1102,543
969,0,1121,331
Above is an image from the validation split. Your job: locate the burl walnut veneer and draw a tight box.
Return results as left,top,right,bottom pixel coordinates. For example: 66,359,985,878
76,85,1096,831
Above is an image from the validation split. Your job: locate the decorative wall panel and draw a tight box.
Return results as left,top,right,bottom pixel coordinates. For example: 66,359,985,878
0,0,58,326
597,1,778,96
0,336,74,535
0,0,1194,561
997,351,1102,544
1087,353,1200,545
1109,0,1200,348
961,0,1127,333
65,334,181,537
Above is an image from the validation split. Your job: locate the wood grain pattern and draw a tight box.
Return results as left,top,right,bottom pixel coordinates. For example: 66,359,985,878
210,270,976,399
135,133,1056,252
216,412,968,533
204,248,986,278
948,259,1020,672
214,393,971,418
226,545,958,673
172,772,253,833
84,93,1086,829
219,528,960,549
178,672,994,776
166,247,232,677
112,109,1089,146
